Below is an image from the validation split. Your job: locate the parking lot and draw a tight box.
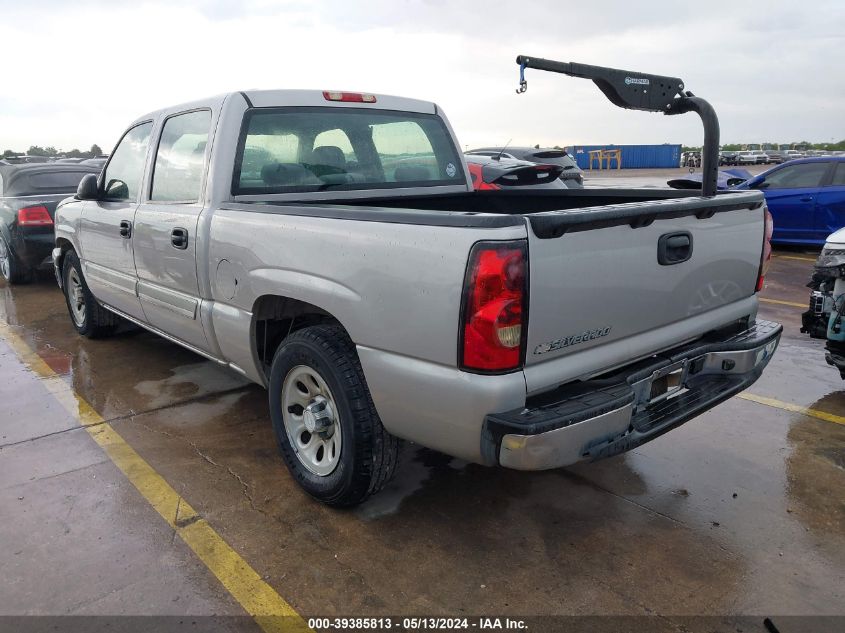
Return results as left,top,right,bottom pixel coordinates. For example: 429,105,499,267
1,222,844,631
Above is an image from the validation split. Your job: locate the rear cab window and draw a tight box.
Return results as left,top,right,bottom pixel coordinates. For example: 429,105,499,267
233,107,464,195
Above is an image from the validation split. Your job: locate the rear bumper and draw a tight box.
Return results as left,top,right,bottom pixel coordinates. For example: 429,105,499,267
486,319,782,470
10,231,54,268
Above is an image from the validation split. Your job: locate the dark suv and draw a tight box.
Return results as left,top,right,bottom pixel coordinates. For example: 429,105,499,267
467,147,584,187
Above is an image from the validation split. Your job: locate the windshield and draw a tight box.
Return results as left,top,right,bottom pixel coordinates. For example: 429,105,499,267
233,107,464,195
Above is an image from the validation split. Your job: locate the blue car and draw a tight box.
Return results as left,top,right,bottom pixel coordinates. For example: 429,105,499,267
736,157,845,246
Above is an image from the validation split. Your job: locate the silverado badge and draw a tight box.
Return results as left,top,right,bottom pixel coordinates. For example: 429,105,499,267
534,327,612,355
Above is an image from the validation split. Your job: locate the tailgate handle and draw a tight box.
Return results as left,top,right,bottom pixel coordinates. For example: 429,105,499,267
658,231,692,265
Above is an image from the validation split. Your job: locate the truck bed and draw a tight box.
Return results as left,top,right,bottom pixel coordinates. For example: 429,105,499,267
224,187,766,394
230,188,762,233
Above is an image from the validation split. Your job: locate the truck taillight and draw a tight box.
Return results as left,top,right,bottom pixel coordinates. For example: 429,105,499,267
756,207,773,292
460,241,528,372
17,205,53,227
322,91,377,103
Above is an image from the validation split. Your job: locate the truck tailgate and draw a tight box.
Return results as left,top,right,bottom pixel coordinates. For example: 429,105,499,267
523,193,765,381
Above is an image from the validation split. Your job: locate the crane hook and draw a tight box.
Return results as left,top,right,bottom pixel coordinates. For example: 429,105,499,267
516,62,527,94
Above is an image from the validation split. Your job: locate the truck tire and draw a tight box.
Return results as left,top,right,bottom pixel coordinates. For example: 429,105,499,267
62,250,118,338
268,324,400,507
0,234,33,284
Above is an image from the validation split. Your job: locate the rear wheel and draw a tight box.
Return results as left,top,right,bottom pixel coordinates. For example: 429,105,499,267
268,324,400,507
62,250,118,338
0,235,33,284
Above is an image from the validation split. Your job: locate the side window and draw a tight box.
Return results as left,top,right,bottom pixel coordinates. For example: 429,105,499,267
371,121,438,182
103,122,153,200
763,162,828,190
151,110,212,202
828,163,845,187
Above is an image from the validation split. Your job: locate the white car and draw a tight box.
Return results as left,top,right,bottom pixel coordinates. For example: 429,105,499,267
737,151,768,165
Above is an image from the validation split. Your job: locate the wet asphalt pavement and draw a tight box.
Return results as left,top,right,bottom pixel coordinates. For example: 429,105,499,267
1,239,843,626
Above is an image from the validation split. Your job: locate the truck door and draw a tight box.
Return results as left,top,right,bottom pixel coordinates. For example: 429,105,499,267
814,162,845,242
79,121,152,320
132,109,212,352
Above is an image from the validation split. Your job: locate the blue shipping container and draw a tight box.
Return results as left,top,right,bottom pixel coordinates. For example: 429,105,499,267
570,144,681,169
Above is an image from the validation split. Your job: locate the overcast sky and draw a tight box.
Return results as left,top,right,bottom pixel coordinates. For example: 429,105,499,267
1,0,843,153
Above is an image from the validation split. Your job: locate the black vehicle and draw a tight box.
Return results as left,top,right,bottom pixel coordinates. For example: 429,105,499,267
719,151,739,166
0,163,100,283
463,153,566,190
466,146,583,187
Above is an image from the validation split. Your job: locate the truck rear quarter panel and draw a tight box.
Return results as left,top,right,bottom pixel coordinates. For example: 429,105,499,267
205,207,527,461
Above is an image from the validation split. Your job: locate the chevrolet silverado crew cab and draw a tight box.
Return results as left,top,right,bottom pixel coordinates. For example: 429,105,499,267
53,88,781,506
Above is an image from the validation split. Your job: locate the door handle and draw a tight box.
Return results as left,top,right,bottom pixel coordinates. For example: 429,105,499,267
658,231,693,265
119,220,132,238
799,196,814,202
171,227,189,250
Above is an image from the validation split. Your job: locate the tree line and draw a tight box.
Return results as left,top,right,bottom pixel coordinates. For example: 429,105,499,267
2,144,104,159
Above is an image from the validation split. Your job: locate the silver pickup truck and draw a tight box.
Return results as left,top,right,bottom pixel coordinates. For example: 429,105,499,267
53,88,781,506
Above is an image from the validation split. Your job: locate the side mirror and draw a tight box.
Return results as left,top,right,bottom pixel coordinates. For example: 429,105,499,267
76,174,99,200
104,178,129,200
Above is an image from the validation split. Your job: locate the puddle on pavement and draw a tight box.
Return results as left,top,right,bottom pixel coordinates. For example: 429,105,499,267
786,392,845,537
356,447,467,520
133,361,251,410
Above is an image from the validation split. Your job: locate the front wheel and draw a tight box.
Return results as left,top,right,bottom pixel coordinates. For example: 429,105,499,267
268,324,400,507
62,251,118,338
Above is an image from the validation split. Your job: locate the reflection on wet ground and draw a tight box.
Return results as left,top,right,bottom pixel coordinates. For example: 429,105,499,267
1,250,843,619
786,391,845,536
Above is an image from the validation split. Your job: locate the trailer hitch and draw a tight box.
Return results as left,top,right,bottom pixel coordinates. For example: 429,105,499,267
515,55,720,197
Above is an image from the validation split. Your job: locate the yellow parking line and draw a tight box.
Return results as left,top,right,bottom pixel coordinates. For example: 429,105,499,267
759,297,807,309
739,392,845,427
0,322,307,633
774,255,817,262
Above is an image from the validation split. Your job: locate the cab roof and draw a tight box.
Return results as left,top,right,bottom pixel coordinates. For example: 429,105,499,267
133,89,438,126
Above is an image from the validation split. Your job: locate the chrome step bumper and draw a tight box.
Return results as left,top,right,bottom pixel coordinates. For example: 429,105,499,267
486,320,782,470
